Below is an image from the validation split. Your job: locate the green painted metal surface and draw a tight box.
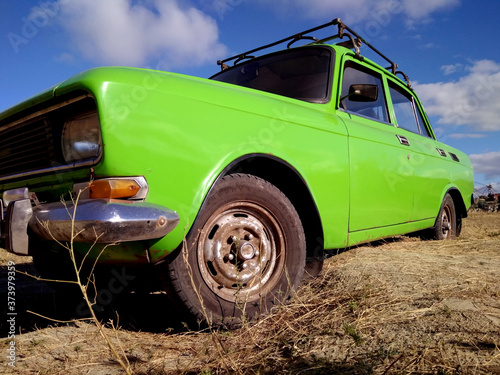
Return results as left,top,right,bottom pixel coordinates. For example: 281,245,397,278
0,43,474,263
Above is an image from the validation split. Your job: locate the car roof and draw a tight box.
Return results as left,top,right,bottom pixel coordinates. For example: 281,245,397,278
214,18,413,89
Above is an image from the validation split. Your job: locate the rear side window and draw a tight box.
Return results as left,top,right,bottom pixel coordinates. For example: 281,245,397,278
340,62,389,123
389,83,431,137
211,46,332,103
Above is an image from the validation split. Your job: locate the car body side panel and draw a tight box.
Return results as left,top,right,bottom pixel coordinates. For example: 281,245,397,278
54,67,351,262
381,76,474,222
347,217,436,246
405,131,473,220
0,46,475,264
332,50,474,246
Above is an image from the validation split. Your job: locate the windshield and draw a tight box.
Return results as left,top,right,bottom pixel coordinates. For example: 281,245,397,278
210,46,333,103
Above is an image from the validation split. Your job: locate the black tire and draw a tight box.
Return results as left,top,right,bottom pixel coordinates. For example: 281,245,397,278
161,173,306,327
302,260,324,283
430,193,457,240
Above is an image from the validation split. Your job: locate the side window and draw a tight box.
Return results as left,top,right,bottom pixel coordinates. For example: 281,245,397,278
414,104,432,138
389,83,431,137
340,62,389,123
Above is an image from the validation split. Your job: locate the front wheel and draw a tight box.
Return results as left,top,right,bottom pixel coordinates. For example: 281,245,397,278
160,174,306,327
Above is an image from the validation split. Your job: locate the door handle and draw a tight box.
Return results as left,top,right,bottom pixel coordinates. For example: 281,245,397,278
396,135,410,146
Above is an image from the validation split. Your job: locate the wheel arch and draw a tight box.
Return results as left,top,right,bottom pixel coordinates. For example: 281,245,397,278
446,187,468,228
216,154,325,267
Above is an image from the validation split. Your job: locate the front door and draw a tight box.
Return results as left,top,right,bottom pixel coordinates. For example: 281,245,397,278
338,60,415,232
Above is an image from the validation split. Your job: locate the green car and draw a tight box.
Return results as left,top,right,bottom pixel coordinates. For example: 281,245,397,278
0,19,475,326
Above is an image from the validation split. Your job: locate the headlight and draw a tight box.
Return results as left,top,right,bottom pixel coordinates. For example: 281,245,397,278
61,111,101,163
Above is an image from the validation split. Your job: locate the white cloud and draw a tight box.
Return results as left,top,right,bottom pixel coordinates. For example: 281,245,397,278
470,151,500,181
420,43,437,49
441,63,463,75
199,0,242,20
31,0,460,68
266,0,387,23
449,133,487,139
414,60,500,132
48,0,226,68
54,52,75,64
257,0,460,27
402,0,460,19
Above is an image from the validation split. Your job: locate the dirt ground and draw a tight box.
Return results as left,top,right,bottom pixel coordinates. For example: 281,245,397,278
1,212,499,374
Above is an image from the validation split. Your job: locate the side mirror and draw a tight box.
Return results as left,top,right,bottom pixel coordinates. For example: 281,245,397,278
342,84,379,102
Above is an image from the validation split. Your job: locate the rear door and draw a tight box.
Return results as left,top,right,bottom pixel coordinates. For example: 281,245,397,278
386,79,450,221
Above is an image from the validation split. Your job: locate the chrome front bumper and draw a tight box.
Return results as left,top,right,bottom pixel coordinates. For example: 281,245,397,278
3,197,180,255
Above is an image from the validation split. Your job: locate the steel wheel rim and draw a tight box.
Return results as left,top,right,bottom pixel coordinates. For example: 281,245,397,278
441,204,452,238
197,201,286,303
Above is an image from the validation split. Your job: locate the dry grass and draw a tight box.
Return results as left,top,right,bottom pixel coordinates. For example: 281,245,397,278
1,212,499,374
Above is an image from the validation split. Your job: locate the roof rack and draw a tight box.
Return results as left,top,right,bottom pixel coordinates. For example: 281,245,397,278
217,18,412,87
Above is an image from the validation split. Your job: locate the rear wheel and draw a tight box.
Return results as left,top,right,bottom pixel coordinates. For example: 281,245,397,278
161,174,306,327
430,194,457,240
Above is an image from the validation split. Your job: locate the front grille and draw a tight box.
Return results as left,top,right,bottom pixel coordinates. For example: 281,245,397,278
0,95,99,182
0,117,57,179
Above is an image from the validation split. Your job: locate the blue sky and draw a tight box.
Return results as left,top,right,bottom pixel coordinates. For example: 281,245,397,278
1,0,499,192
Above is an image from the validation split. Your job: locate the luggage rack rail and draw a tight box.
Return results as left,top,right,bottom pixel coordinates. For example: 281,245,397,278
216,18,412,87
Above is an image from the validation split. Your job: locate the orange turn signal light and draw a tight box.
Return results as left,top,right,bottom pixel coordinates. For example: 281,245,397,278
89,179,141,199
